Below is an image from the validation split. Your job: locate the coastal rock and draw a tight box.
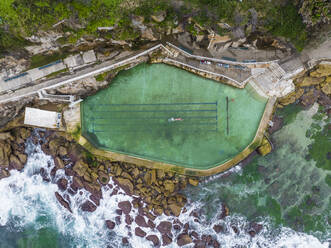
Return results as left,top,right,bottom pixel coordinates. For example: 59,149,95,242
98,170,109,185
72,176,84,190
122,237,129,245
248,222,263,237
114,177,134,195
213,224,224,233
219,203,229,219
157,221,172,235
257,136,272,156
177,233,192,246
118,201,132,215
135,215,149,227
0,132,13,141
298,76,325,87
55,192,72,212
278,88,304,106
0,141,11,167
73,159,89,177
168,203,182,217
54,157,65,169
135,227,147,237
17,153,27,165
58,146,68,157
310,64,331,77
57,178,68,191
10,154,24,171
125,215,133,225
188,178,199,186
321,83,331,95
146,235,160,246
162,234,172,246
105,220,115,230
81,200,97,212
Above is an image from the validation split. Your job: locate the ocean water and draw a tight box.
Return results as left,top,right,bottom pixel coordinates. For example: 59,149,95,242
0,103,330,248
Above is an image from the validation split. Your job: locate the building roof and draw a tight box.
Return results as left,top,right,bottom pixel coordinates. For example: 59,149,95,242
24,107,61,129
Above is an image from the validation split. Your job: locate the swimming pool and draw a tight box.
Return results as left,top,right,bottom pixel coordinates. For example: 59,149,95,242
81,63,268,170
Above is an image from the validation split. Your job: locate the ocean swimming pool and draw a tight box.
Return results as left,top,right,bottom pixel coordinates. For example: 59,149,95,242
81,63,268,170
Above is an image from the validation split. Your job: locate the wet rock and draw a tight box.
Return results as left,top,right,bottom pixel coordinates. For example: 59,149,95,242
58,146,68,157
54,157,65,169
57,178,68,191
146,235,160,247
81,200,97,212
135,227,146,237
162,234,172,246
90,194,100,206
213,224,223,233
135,215,149,228
218,203,229,219
177,233,192,246
39,168,50,182
105,220,115,230
157,221,172,235
183,223,189,233
114,177,134,195
125,215,133,225
98,170,110,185
190,231,199,239
212,239,220,248
174,224,181,231
248,222,263,237
10,154,24,171
116,209,123,215
16,153,27,165
122,237,129,245
168,203,182,217
257,136,272,156
231,225,239,234
72,159,89,177
55,192,72,213
188,178,199,186
193,240,206,248
118,201,132,215
72,176,84,190
148,219,156,229
64,168,75,177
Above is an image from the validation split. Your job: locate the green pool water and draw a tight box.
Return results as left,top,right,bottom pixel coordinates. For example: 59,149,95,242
81,63,268,169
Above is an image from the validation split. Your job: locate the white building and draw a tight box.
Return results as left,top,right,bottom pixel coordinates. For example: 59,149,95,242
24,107,61,129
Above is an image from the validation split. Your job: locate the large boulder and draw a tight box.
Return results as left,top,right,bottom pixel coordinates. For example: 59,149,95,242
118,201,132,215
162,234,172,246
57,178,68,191
81,200,97,212
321,83,331,95
54,157,65,169
73,159,89,177
105,220,115,230
310,64,331,77
10,154,24,171
114,177,134,195
146,235,160,246
98,170,110,185
298,76,324,87
0,141,11,167
157,221,172,235
168,203,182,217
135,215,149,227
135,227,146,237
257,137,272,156
55,192,72,213
177,233,192,246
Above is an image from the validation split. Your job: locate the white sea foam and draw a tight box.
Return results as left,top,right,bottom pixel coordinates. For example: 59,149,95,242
0,131,329,248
